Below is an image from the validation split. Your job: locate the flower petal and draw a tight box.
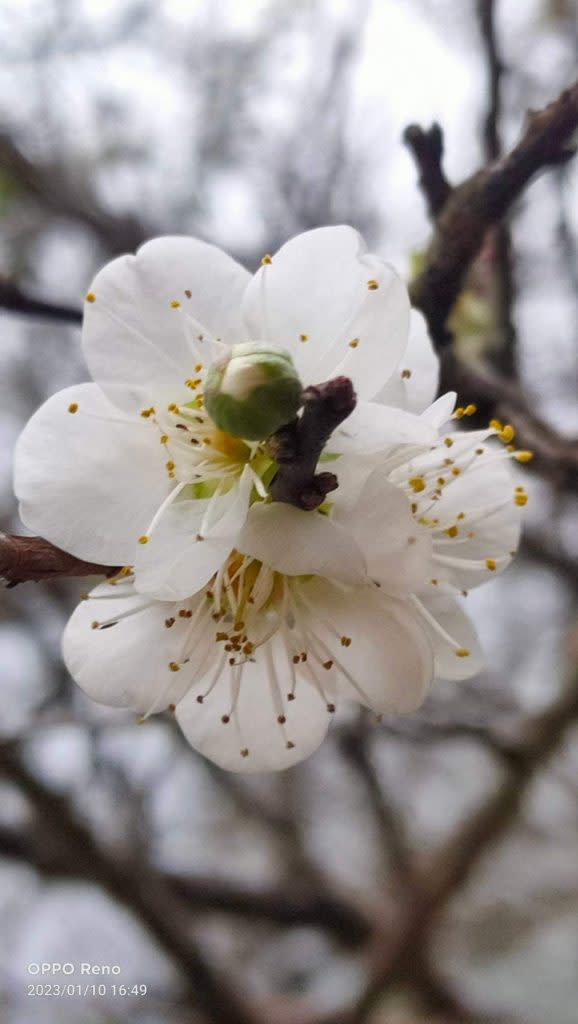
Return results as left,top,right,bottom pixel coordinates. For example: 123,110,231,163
242,226,410,398
412,591,484,680
14,383,169,565
83,236,250,412
175,632,331,772
329,399,436,454
374,310,439,413
237,502,367,584
302,579,433,714
332,463,432,594
134,467,253,601
63,581,206,712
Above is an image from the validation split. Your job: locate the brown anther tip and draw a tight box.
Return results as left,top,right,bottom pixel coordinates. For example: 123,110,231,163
196,695,204,704
240,748,250,757
277,714,286,724
167,703,176,713
221,714,230,724
326,703,336,713
286,741,295,750
287,693,296,701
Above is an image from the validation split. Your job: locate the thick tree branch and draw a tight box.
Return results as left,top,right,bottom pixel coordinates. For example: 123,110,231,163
268,376,357,510
409,80,578,347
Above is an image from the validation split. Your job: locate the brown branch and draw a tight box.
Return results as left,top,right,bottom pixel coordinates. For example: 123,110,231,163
0,533,116,587
409,80,578,348
402,122,452,219
268,376,357,510
0,277,82,323
0,740,264,1024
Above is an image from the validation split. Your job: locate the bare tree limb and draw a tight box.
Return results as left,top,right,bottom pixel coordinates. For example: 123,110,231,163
409,80,578,348
402,123,452,219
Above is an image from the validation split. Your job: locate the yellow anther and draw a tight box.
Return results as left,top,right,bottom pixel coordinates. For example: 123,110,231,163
409,476,426,493
457,512,466,520
437,477,446,486
166,460,175,471
185,378,202,389
85,291,96,303
489,418,503,431
261,254,272,265
194,363,203,372
444,525,459,538
464,404,477,416
348,338,359,348
485,558,497,571
515,485,525,492
367,279,379,290
514,493,528,506
170,299,181,309
167,403,179,413
455,648,470,658
160,434,168,444
499,424,515,443
340,636,352,647
140,407,152,418
451,467,461,476
453,407,465,419
514,450,533,462
138,535,149,545
475,447,484,455
430,578,438,585
444,437,454,448
400,368,412,379
299,333,308,342
68,403,78,414
169,662,180,672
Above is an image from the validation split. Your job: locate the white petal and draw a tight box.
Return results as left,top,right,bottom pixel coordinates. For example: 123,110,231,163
428,451,522,590
134,468,253,601
83,236,250,412
14,383,169,565
63,582,205,711
237,502,367,584
175,632,331,772
242,226,410,398
329,399,436,454
303,579,433,714
413,591,484,680
421,391,456,428
374,310,439,413
333,466,432,594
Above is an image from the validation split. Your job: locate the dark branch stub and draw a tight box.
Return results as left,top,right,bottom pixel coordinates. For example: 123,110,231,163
0,533,117,587
402,122,452,219
268,376,357,511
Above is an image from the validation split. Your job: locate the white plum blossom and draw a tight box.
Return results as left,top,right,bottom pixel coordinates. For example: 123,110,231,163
13,224,526,773
14,226,432,573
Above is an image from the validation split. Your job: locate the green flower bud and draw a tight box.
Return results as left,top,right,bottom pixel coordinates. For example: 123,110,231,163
203,342,303,440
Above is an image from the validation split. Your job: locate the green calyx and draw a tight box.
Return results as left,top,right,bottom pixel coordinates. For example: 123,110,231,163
204,342,303,441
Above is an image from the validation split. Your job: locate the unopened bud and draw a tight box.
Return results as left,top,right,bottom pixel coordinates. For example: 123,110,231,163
203,342,303,440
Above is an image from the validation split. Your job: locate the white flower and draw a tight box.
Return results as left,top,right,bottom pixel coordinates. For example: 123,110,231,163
14,227,432,575
63,481,435,773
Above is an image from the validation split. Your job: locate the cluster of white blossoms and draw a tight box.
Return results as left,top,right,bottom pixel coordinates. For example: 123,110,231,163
14,227,528,772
